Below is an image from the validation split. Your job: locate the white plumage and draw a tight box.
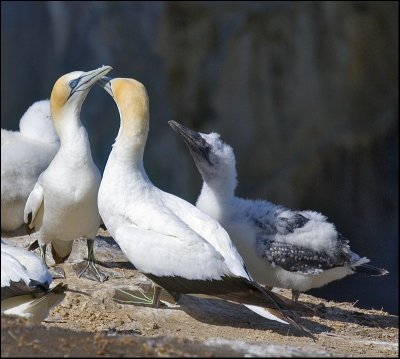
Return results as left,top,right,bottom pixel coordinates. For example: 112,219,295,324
1,239,66,323
1,100,59,232
24,66,112,282
97,77,310,332
169,121,389,301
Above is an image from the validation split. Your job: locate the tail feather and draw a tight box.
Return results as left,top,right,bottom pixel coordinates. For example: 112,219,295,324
353,264,389,276
145,273,311,332
244,304,289,324
250,280,314,314
244,305,313,336
1,283,67,324
24,283,67,323
49,282,69,294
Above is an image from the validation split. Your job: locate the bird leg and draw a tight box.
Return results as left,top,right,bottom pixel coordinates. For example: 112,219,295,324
39,243,47,263
72,239,108,282
39,243,65,279
112,285,162,308
291,290,301,302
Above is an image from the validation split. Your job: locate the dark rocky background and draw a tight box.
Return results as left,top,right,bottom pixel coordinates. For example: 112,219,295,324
1,1,398,314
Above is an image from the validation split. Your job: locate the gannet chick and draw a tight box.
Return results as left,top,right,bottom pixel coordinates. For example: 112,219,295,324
1,240,67,323
1,100,59,232
169,121,389,302
24,66,113,282
97,77,312,333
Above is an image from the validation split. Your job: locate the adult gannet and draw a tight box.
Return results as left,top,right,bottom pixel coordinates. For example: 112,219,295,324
169,121,389,301
24,66,112,282
1,239,67,323
1,100,59,232
97,77,311,333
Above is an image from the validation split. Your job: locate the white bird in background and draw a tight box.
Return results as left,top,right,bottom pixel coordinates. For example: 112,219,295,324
1,100,60,232
24,66,113,282
1,239,67,323
97,77,311,334
169,120,389,301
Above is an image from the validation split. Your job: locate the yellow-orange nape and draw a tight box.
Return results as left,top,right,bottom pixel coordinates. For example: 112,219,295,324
109,78,150,137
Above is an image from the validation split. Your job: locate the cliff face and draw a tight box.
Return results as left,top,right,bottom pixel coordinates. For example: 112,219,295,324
1,1,398,313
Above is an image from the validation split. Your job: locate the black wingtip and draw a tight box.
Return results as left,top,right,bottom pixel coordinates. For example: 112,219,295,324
28,279,49,292
27,239,39,251
50,282,68,294
353,264,389,276
25,212,34,235
264,307,314,338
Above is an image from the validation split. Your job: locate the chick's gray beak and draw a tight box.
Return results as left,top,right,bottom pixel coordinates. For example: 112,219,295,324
168,120,213,166
97,76,113,97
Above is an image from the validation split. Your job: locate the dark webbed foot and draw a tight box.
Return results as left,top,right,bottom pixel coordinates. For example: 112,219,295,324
72,238,110,282
49,266,66,279
72,260,108,282
113,285,162,308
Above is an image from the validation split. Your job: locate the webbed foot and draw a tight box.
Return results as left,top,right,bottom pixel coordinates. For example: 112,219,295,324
49,266,66,279
112,285,162,308
72,260,108,282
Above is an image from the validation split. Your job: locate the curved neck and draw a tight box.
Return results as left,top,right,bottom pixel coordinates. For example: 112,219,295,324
112,139,146,170
107,144,151,190
53,109,94,164
201,163,237,199
196,167,237,220
112,107,149,169
54,108,82,144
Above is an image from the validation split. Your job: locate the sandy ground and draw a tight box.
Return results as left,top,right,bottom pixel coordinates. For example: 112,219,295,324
1,229,398,357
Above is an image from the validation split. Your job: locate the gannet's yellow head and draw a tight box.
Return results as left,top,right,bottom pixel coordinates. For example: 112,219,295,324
50,66,112,125
98,77,149,144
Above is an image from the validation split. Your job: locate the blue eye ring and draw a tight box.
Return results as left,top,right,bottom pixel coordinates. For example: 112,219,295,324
69,79,79,89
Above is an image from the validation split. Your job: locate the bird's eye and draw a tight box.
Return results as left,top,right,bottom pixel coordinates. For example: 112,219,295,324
69,79,79,89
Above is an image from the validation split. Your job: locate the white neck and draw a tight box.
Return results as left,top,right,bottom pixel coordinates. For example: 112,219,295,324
113,131,146,168
55,109,93,161
108,132,151,187
196,169,237,221
54,108,81,142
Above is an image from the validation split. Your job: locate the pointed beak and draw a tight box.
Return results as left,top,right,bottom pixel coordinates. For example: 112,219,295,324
69,65,113,99
168,120,213,166
97,76,113,97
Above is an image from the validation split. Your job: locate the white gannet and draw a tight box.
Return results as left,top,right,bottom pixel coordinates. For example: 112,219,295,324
169,121,389,301
97,77,312,333
1,239,67,323
24,66,113,282
1,100,60,232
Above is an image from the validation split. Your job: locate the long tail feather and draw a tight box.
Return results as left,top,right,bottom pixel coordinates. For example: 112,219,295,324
2,283,67,324
244,305,313,336
352,264,389,276
250,280,313,314
244,304,289,324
